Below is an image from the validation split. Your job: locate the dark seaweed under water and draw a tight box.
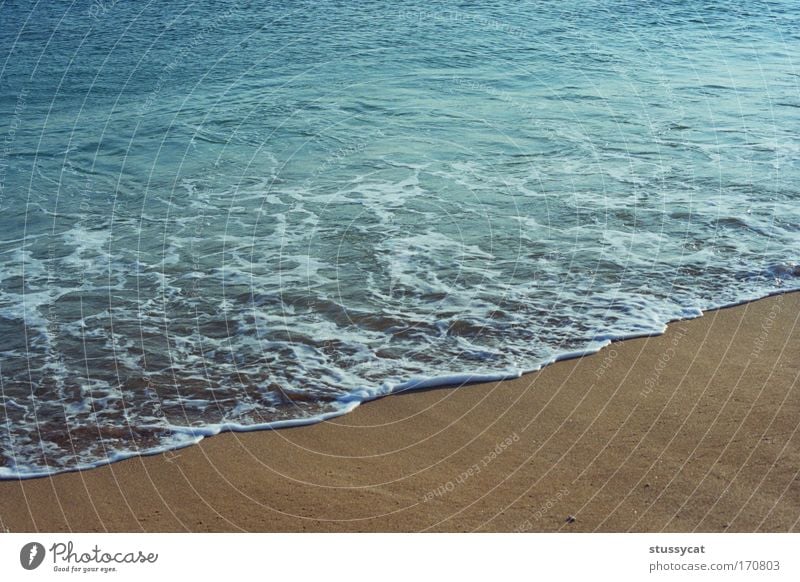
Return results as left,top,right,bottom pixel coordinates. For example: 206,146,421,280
0,0,799,476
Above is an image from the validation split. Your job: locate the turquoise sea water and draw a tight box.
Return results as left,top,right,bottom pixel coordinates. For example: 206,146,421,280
1,1,799,477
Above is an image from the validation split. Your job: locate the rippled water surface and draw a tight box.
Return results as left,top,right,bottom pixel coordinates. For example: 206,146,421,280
1,1,799,476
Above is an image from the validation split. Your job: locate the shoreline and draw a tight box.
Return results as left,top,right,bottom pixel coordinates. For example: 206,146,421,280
6,287,796,483
1,291,798,532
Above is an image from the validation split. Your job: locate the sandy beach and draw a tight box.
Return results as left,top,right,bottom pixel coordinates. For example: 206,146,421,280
1,291,798,533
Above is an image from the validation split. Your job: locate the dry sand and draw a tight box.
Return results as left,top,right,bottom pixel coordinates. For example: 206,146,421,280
1,292,798,532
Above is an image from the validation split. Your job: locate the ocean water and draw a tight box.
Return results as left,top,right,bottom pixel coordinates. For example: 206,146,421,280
1,1,798,478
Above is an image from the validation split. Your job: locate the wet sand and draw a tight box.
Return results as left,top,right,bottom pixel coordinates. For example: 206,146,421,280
1,292,798,532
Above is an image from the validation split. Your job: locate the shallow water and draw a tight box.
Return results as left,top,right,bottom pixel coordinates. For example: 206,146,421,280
1,1,799,477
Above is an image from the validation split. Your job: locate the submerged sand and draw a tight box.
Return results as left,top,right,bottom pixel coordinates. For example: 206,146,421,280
0,292,798,532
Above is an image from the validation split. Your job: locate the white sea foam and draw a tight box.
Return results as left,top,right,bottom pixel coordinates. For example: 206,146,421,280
2,0,800,478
